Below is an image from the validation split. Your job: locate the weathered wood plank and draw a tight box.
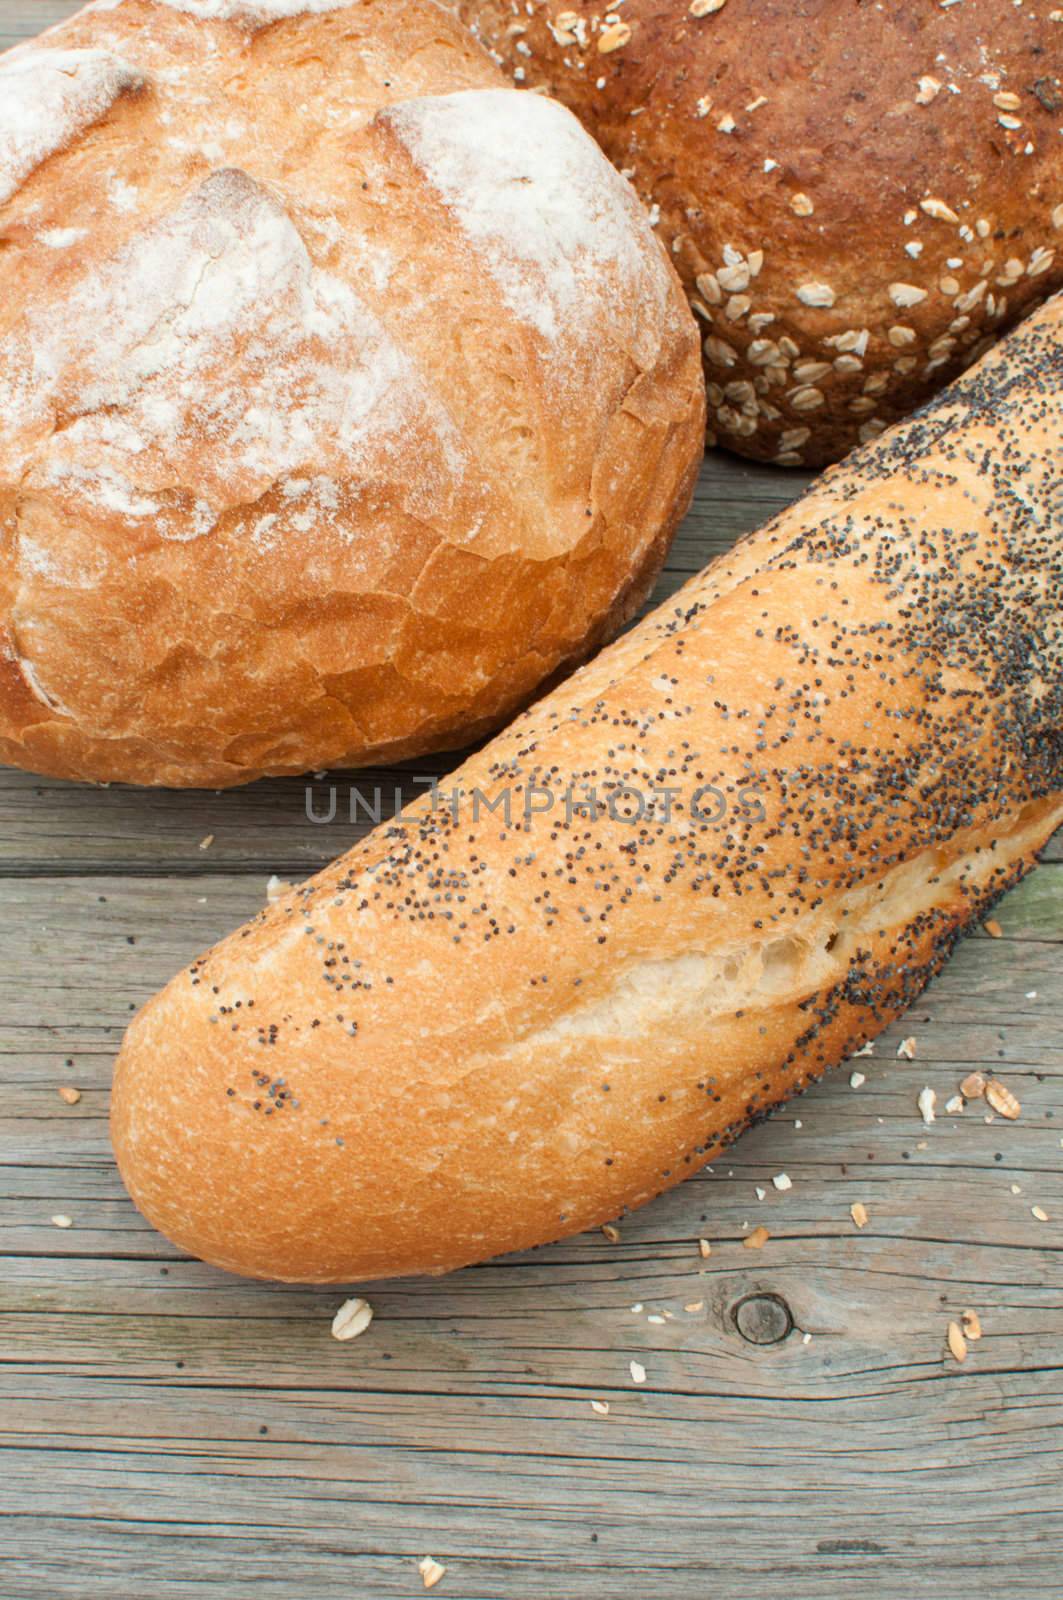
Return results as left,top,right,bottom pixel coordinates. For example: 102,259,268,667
2,4,1062,1596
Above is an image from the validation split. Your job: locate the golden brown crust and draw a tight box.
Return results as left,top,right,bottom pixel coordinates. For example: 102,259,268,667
0,0,704,787
458,0,1063,466
111,296,1063,1283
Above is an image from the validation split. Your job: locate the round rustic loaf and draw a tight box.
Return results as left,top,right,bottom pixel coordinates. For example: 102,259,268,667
459,0,1063,466
0,0,704,788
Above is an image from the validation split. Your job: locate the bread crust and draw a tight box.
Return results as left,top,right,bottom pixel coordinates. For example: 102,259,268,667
111,295,1063,1282
0,0,704,787
458,0,1063,466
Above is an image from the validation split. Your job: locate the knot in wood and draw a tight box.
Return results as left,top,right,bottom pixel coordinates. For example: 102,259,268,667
733,1292,793,1345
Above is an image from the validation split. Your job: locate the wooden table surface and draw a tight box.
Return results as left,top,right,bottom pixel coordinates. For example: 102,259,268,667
2,6,1062,1597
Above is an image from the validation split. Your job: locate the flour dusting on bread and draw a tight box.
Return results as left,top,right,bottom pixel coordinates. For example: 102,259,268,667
5,168,461,536
384,89,672,355
0,48,144,205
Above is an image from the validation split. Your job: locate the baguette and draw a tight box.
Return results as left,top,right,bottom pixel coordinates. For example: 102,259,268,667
112,298,1063,1283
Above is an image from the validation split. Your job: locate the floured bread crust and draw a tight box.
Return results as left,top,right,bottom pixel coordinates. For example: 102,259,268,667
111,297,1063,1283
458,0,1063,466
0,0,704,786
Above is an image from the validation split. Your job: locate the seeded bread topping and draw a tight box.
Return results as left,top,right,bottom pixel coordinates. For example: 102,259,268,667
458,0,1063,465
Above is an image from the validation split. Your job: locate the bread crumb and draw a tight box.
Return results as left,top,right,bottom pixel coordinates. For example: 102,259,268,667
684,1300,704,1313
772,1173,792,1192
418,1556,446,1590
898,1036,917,1060
698,1238,712,1258
1032,1206,1049,1223
629,1359,647,1384
198,834,214,851
600,1223,621,1243
985,1080,1021,1120
961,1309,982,1341
917,1086,936,1125
57,1086,82,1105
944,1095,965,1114
331,1297,373,1341
51,1214,73,1229
983,917,1003,938
850,1202,869,1229
590,1399,610,1416
946,1321,968,1363
960,1071,986,1099
849,1071,866,1088
743,1226,770,1250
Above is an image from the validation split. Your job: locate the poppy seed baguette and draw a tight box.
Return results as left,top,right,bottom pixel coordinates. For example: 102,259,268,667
111,297,1063,1283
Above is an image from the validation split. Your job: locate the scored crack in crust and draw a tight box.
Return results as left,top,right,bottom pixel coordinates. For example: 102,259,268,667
0,0,704,786
110,296,1062,1283
457,0,1063,466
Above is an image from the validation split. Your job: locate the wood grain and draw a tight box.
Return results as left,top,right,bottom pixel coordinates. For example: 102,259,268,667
1,4,1061,1597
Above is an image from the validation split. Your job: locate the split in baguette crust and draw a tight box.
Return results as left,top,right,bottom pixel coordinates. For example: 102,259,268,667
112,297,1063,1282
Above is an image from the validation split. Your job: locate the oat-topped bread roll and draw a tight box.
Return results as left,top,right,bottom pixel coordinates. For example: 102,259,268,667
111,297,1063,1284
458,0,1063,467
0,0,703,788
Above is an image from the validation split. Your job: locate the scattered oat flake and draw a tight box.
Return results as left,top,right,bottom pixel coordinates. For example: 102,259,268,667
690,0,727,13
418,1556,446,1590
590,1399,610,1416
744,1226,770,1250
51,1214,73,1229
698,1238,712,1258
983,918,1003,938
601,1223,621,1243
773,1173,792,1191
917,1087,936,1125
199,834,214,850
898,1037,917,1060
849,1071,866,1089
960,1071,986,1099
1032,1206,1049,1223
961,1310,982,1341
629,1359,647,1385
685,1300,704,1313
597,20,631,51
947,1321,968,1363
850,1202,869,1229
57,1085,82,1105
330,1297,373,1341
985,1080,1021,1120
